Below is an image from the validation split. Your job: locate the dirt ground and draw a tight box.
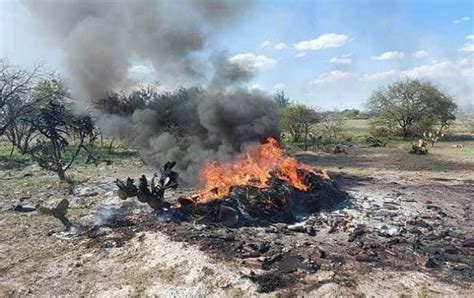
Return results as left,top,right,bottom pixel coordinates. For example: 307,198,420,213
0,138,473,297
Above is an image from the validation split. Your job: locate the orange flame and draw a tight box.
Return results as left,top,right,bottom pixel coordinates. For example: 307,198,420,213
191,137,329,204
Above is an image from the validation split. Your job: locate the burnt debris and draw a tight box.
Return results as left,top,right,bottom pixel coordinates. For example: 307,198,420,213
116,162,348,227
178,172,347,227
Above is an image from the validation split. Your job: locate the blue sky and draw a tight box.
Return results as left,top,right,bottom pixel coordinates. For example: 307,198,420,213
1,0,473,110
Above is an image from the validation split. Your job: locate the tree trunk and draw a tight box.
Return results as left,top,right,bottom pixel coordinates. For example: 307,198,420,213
292,131,300,142
303,127,308,151
108,138,115,153
51,138,66,181
20,137,29,154
9,143,15,157
402,127,409,138
57,167,66,181
8,130,17,156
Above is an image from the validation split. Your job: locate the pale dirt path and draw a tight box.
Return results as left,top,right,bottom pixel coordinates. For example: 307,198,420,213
0,166,262,297
0,229,262,297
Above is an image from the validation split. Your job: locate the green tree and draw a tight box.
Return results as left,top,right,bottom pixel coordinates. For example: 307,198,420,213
280,104,319,150
274,90,290,108
367,79,457,137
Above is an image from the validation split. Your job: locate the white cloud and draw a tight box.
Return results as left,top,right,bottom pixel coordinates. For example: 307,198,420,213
295,52,306,58
361,69,399,82
459,43,474,52
372,51,405,60
329,53,352,64
273,83,286,89
312,57,472,91
459,35,474,52
228,53,277,72
294,33,349,51
403,58,474,78
261,40,272,48
128,64,154,74
361,58,474,109
452,16,470,24
274,42,287,50
311,71,353,85
362,57,474,82
413,50,429,58
261,41,288,50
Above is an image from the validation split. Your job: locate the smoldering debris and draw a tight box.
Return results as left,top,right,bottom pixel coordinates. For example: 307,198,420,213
116,138,342,227
115,160,347,227
175,172,347,227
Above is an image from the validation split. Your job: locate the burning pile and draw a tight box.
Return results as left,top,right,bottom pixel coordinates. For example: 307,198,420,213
188,137,329,204
117,138,346,227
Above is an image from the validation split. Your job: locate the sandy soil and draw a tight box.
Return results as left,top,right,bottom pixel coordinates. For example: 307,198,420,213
0,143,472,297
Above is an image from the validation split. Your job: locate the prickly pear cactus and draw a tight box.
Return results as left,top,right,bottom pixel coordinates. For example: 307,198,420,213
115,161,179,210
423,130,444,147
410,139,428,155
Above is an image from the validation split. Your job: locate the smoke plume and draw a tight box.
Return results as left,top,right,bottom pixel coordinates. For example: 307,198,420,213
26,0,279,184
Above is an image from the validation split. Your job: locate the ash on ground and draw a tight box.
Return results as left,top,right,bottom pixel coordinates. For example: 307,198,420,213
78,173,473,294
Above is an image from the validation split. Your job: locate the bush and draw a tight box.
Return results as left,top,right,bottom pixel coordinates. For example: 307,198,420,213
369,126,393,138
280,104,319,150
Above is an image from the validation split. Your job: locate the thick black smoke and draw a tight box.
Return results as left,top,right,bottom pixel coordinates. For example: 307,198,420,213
94,83,279,183
26,0,251,99
26,0,279,184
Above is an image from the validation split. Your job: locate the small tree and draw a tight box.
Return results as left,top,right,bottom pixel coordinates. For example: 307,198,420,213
28,100,94,180
367,79,456,137
3,95,35,155
0,59,42,136
3,77,57,154
274,90,290,108
280,104,319,150
23,79,95,181
320,115,345,144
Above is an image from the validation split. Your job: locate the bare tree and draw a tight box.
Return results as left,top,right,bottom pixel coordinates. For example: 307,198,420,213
0,59,42,136
4,113,36,155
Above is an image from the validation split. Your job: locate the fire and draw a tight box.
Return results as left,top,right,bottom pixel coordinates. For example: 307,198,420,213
191,137,329,203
